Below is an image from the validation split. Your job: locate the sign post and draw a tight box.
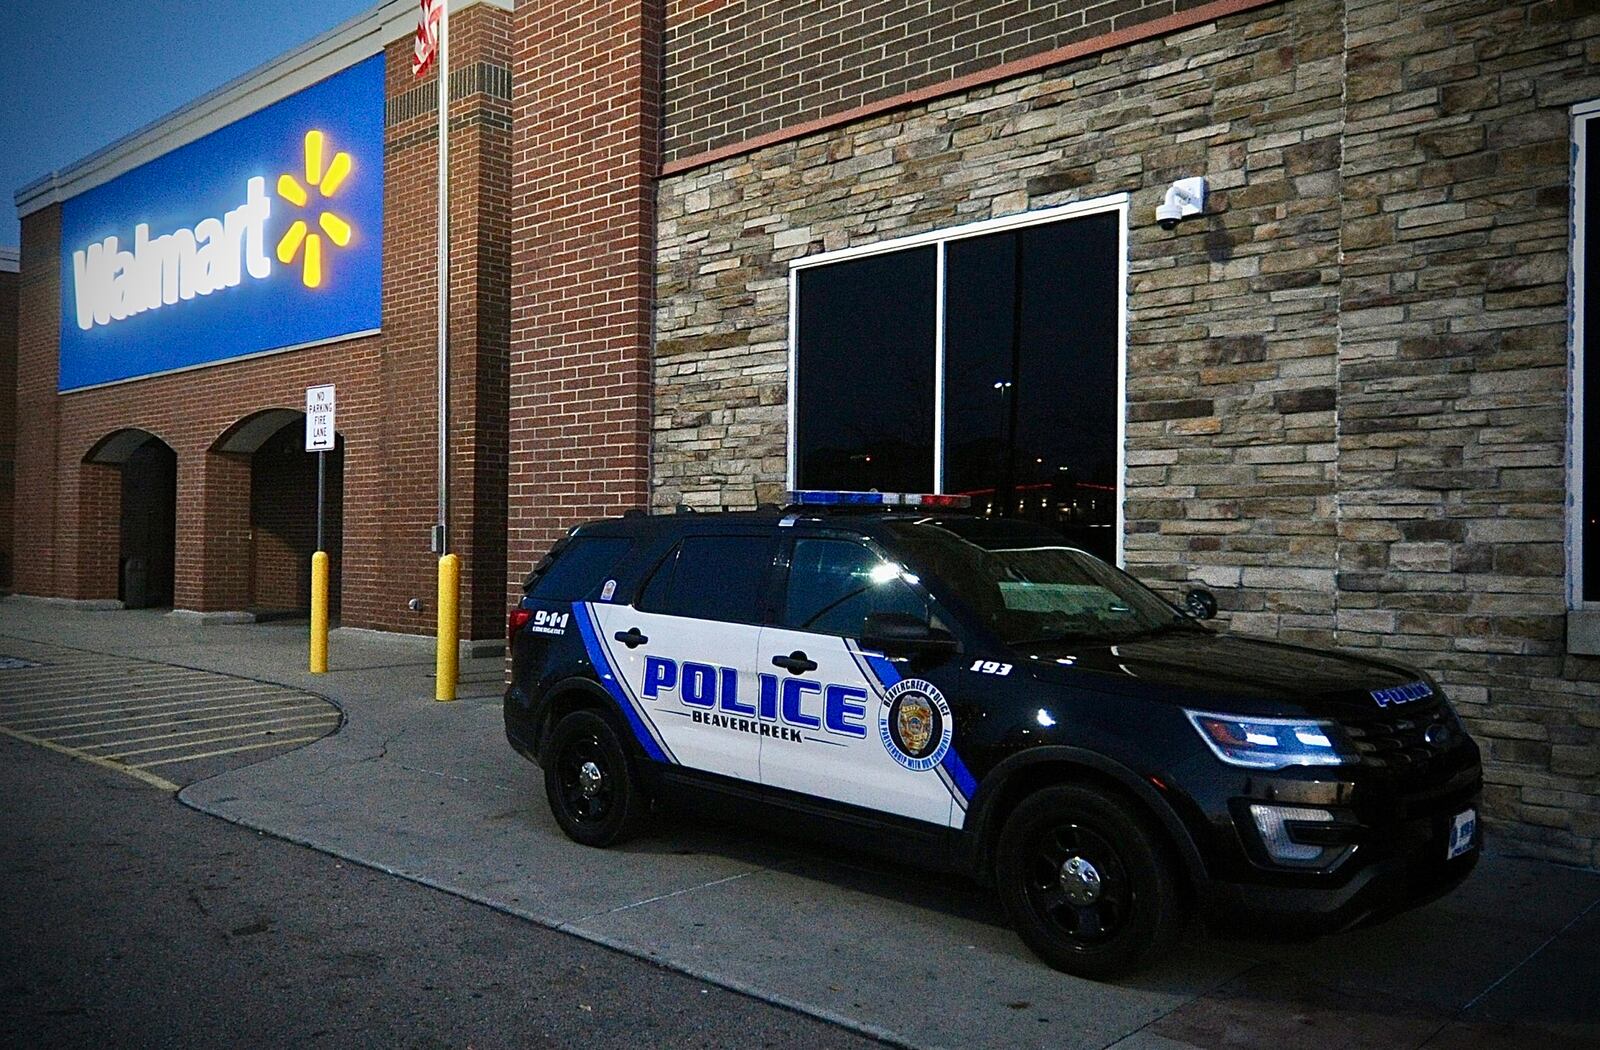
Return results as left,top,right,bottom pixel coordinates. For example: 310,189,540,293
306,384,336,674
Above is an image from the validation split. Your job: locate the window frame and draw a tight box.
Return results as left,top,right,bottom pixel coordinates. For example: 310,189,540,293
1569,100,1600,611
786,194,1131,566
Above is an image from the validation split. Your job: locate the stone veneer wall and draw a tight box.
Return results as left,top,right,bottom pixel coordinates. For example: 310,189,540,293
653,0,1600,865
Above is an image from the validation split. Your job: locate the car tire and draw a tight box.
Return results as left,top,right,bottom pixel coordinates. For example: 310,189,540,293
543,709,648,848
995,784,1185,979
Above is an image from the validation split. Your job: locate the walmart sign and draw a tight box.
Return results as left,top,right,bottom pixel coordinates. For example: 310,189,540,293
59,55,384,391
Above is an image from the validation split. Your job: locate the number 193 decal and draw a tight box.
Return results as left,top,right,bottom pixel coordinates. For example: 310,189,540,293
970,660,1013,677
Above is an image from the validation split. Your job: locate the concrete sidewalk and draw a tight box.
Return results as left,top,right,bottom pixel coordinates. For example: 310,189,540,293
2,598,1596,1050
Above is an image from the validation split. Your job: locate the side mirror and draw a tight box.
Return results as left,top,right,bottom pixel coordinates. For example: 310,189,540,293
862,612,959,660
1183,587,1218,620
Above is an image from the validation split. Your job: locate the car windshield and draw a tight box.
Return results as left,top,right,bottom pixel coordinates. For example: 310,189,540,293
882,518,1194,647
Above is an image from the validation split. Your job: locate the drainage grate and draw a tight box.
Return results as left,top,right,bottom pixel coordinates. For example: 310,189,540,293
0,656,44,670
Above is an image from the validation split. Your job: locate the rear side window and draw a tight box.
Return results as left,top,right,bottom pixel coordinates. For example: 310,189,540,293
638,535,773,623
528,537,632,601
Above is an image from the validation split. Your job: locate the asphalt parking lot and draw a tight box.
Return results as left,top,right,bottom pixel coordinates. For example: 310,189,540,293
2,599,1597,1050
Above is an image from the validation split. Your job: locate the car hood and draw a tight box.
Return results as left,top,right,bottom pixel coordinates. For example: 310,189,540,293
1028,628,1428,719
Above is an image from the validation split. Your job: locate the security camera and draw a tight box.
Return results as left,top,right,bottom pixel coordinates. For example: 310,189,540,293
1156,177,1207,230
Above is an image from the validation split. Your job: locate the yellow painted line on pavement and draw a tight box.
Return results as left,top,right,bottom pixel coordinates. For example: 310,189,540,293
76,711,342,750
0,724,180,792
7,696,314,734
133,735,329,769
0,684,282,718
103,718,340,760
34,697,326,739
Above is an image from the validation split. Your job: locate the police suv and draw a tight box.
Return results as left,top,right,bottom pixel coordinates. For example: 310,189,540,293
504,491,1482,978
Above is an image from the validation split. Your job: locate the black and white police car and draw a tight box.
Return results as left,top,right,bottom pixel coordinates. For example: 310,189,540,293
504,491,1482,978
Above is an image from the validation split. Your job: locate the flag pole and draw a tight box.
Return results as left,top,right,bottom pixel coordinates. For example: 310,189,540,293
434,0,459,702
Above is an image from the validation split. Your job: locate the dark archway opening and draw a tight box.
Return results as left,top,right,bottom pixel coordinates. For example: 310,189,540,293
84,431,178,609
245,417,345,617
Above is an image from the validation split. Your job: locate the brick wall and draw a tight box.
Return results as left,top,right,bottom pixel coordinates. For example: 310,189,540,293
13,208,61,600
250,424,345,613
506,0,661,595
661,0,1277,164
10,2,512,640
652,0,1600,863
0,264,15,591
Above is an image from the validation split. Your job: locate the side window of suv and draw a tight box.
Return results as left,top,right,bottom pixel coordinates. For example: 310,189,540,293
782,538,929,639
528,537,632,601
637,534,774,624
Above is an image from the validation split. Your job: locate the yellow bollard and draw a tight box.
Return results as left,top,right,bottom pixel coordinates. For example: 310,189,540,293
435,553,459,702
310,550,329,674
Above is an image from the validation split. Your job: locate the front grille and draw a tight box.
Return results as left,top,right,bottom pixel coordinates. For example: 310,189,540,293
1341,703,1455,774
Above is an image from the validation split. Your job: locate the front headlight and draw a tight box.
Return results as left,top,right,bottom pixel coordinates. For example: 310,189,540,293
1184,709,1356,769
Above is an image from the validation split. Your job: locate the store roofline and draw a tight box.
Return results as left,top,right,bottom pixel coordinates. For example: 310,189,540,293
14,0,510,220
0,246,18,273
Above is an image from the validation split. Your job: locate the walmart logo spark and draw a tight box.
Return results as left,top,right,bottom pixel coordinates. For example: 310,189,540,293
276,130,355,289
69,128,361,331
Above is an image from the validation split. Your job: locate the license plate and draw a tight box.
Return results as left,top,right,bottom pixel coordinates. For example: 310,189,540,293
1446,808,1477,860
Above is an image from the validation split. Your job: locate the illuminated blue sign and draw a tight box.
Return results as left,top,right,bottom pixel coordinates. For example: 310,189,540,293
58,55,384,391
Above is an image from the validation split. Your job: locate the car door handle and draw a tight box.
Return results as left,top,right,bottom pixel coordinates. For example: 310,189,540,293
771,651,817,675
614,627,649,649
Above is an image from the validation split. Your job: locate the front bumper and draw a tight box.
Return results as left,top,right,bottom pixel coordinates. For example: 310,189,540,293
1200,826,1480,935
1185,738,1483,936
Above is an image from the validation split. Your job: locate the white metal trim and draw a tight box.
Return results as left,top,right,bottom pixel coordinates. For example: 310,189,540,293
933,241,947,493
14,0,510,218
787,194,1132,273
0,247,17,274
1570,103,1596,610
57,328,381,395
784,196,1131,564
1115,198,1130,568
786,265,801,491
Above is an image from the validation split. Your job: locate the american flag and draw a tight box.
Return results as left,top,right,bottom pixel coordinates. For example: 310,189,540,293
411,0,444,77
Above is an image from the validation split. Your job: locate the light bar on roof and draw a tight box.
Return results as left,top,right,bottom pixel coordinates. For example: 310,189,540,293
785,490,972,508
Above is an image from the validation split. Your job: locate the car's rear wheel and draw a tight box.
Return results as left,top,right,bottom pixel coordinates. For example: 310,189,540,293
995,784,1184,979
543,709,647,847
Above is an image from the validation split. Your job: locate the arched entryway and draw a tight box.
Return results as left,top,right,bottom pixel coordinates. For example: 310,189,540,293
213,410,344,617
84,429,178,608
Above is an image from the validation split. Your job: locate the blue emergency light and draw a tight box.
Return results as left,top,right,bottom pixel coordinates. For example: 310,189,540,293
785,490,972,509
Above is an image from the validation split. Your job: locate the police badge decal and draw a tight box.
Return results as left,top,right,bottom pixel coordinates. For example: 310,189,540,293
879,679,953,771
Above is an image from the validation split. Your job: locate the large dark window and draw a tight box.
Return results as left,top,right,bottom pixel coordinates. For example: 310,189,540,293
793,247,937,491
638,535,773,623
1584,113,1600,602
944,213,1120,560
791,207,1122,563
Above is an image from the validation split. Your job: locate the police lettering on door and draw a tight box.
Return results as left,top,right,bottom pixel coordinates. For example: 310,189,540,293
641,655,867,744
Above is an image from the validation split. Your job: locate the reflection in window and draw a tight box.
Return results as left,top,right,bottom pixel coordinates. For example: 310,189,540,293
944,212,1120,562
782,539,927,639
793,247,936,492
789,208,1122,563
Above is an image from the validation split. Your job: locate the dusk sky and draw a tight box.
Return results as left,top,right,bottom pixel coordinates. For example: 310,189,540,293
2,0,376,247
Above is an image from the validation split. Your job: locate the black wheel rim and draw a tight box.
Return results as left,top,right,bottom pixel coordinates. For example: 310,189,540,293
1022,820,1131,950
556,733,615,823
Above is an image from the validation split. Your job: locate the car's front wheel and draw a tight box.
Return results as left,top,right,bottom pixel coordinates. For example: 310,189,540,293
995,784,1185,979
543,709,647,847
